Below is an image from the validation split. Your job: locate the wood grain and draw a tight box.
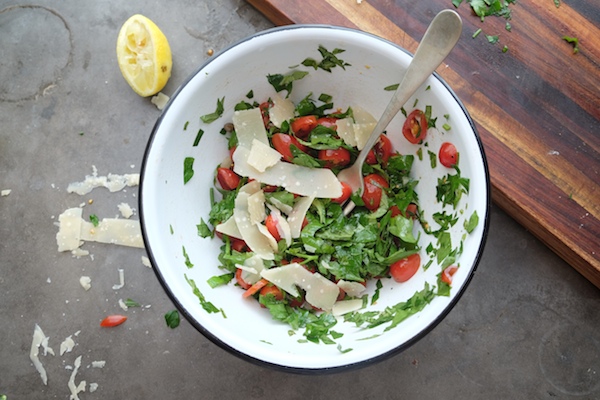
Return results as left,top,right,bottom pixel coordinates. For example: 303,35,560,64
246,0,600,288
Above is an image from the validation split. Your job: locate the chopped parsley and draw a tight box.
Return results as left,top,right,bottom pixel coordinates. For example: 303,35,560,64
164,310,180,329
89,214,99,227
182,245,194,269
183,157,194,184
124,298,141,308
267,71,309,97
196,218,213,238
301,45,351,72
436,167,470,209
207,272,235,288
200,97,225,123
185,274,223,315
562,36,580,54
193,129,204,146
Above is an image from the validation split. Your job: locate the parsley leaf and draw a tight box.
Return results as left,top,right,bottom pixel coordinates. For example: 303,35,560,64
563,36,580,54
185,274,222,315
267,71,309,97
183,157,195,184
196,218,213,238
301,45,351,72
200,97,225,123
125,298,141,307
436,167,470,209
89,214,99,227
207,273,235,288
464,210,479,233
182,246,194,269
164,310,180,329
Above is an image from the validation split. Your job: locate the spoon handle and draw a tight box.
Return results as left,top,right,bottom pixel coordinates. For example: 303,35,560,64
354,9,463,168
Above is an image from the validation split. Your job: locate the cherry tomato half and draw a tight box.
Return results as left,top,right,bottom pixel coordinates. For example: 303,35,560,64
216,167,241,191
441,265,458,285
318,148,351,168
265,214,281,242
362,173,389,211
316,117,338,130
390,203,418,219
259,101,272,128
332,182,353,204
272,133,307,162
230,238,249,252
439,142,458,168
259,285,284,303
290,115,318,139
100,315,127,328
390,253,421,283
235,268,252,290
402,109,427,144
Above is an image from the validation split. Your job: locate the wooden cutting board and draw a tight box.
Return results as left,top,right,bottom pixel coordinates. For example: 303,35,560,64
247,0,600,288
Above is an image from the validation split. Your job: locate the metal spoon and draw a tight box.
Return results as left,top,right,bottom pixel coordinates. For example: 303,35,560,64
337,9,463,215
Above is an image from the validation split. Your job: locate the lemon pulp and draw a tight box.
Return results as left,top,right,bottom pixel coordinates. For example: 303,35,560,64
116,14,172,97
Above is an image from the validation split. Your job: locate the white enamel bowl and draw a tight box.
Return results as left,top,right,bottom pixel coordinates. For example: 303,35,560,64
140,25,490,373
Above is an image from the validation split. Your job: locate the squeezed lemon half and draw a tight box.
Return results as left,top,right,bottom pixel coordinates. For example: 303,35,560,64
116,14,172,97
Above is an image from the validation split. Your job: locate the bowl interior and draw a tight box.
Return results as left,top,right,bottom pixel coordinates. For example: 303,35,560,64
140,25,490,371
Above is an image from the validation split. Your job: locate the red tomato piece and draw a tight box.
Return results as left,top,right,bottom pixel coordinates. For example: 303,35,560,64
231,238,248,252
216,167,241,191
271,133,307,162
332,182,353,204
366,149,377,165
390,203,418,219
318,148,351,168
439,142,458,168
441,265,458,285
259,101,272,127
390,253,421,283
100,315,127,328
259,285,284,303
290,115,318,139
402,109,427,144
235,268,252,290
375,134,394,165
362,173,389,211
265,214,281,242
316,117,338,130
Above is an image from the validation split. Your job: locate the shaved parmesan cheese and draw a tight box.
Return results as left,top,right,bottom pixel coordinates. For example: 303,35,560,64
236,254,266,285
232,108,269,148
268,206,291,247
60,336,75,356
247,190,266,225
118,298,128,311
353,105,377,124
1,189,11,196
56,208,144,252
56,208,84,252
332,299,364,316
287,196,314,238
260,263,340,310
67,355,86,400
112,268,125,290
337,280,367,298
267,196,293,215
151,92,170,110
215,216,243,240
141,255,152,268
336,118,357,147
234,184,275,260
79,276,91,291
256,223,278,251
89,383,99,393
30,324,51,385
353,122,377,150
247,139,281,172
233,146,342,198
91,360,106,368
67,166,139,195
117,202,134,218
80,218,143,248
269,94,295,128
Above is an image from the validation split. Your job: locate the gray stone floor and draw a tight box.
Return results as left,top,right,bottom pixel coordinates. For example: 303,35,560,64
1,1,599,399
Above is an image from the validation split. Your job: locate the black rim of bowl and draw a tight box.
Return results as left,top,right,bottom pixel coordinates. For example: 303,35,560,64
139,24,492,374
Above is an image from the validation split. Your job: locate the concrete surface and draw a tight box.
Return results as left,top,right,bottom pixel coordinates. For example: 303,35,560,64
1,0,599,399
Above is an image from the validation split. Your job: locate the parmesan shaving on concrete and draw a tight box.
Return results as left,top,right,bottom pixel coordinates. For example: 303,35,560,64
30,324,52,385
67,165,139,195
67,355,86,400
